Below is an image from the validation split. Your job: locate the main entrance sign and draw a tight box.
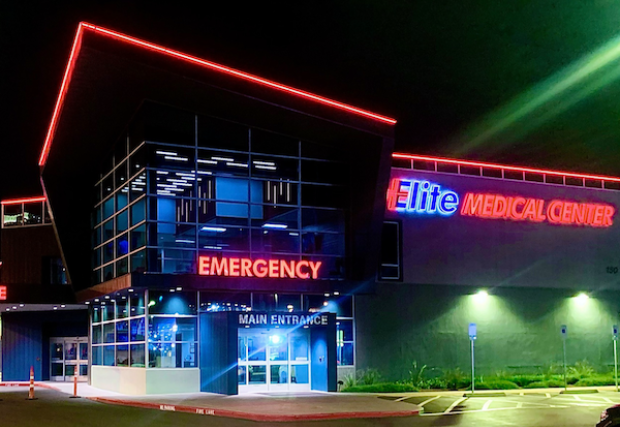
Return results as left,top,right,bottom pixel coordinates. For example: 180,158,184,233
198,256,321,279
387,178,616,227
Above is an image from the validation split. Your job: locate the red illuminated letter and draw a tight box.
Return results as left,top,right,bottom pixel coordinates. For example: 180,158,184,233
253,259,268,278
0,286,6,300
268,259,279,278
229,258,240,276
386,179,408,211
309,261,322,279
295,261,310,279
211,258,228,276
603,206,615,227
547,200,563,224
241,259,253,277
510,197,525,220
280,260,295,278
198,256,210,275
461,193,484,216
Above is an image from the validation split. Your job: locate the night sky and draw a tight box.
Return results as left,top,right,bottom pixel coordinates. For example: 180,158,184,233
3,1,620,201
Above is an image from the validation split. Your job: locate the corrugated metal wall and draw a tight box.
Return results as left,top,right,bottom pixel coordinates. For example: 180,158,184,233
2,314,43,381
1,310,88,381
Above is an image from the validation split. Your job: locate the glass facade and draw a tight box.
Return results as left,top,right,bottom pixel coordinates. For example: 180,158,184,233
91,290,354,368
92,104,349,283
1,199,51,228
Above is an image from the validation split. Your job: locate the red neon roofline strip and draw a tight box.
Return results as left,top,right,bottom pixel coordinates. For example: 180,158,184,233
1,196,47,206
393,153,620,183
39,22,396,166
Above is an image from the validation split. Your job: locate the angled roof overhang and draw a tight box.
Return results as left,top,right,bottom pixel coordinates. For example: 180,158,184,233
39,22,396,288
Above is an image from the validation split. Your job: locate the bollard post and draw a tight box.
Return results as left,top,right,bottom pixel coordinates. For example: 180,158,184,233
26,366,37,400
69,375,81,399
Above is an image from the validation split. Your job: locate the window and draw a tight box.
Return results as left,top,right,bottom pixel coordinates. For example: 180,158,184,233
379,221,401,281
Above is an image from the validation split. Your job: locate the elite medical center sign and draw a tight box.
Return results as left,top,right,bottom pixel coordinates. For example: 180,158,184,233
387,178,616,227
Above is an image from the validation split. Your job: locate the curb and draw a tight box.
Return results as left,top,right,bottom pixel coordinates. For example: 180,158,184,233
0,382,62,391
86,396,421,422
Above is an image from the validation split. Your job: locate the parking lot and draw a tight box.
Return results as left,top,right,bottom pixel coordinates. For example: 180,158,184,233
380,390,620,416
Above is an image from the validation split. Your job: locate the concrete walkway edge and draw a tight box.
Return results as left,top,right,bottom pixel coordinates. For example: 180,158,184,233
0,382,420,422
87,396,420,422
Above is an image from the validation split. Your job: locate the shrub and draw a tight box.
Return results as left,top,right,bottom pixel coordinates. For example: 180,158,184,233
420,377,447,390
342,373,356,389
524,379,564,389
504,374,544,388
341,382,419,393
568,360,595,379
574,375,615,387
408,361,427,388
357,368,381,385
442,368,470,390
475,379,519,390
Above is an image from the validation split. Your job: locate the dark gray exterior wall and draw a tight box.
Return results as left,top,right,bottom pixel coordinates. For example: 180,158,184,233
356,283,620,380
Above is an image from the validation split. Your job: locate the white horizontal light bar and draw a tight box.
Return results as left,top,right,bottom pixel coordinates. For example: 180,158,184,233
156,150,177,156
196,170,212,175
164,156,189,162
211,156,234,162
202,226,226,233
156,171,169,175
262,223,288,229
175,239,195,244
203,246,222,250
253,160,276,166
226,162,249,168
255,165,277,170
197,159,217,164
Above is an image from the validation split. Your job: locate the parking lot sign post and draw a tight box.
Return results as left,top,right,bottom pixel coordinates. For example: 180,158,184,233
613,325,619,392
561,325,567,392
469,323,477,395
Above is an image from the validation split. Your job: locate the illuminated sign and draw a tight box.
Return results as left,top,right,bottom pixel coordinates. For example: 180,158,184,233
387,178,616,227
0,286,6,300
198,256,321,279
238,312,329,326
386,179,459,215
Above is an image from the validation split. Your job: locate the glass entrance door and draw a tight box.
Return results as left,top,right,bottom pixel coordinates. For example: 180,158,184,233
50,337,88,382
238,328,310,393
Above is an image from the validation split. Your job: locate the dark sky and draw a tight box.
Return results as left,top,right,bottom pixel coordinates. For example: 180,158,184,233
3,1,620,200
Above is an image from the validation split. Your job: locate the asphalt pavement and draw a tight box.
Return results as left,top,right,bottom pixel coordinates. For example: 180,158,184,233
0,385,616,426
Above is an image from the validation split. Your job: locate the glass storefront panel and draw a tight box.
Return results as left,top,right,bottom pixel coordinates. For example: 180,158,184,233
103,323,115,343
147,291,197,315
248,335,267,361
130,344,146,367
270,365,288,384
238,366,247,385
291,365,309,384
116,345,129,367
248,365,267,384
103,345,115,366
130,317,146,341
116,321,129,342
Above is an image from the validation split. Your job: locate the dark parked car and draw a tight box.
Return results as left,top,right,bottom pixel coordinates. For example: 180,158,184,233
598,404,620,427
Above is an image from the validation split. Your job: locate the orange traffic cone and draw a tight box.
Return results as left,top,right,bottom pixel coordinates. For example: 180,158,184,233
26,366,37,400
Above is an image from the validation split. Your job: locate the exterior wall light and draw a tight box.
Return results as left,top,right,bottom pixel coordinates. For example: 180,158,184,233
473,290,489,302
575,292,590,304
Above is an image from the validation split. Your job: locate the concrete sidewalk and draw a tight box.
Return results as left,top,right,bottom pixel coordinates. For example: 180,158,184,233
0,382,421,422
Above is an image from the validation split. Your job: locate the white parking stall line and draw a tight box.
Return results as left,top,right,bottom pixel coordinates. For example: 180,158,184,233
603,397,615,404
415,395,441,406
421,405,570,417
573,395,582,401
517,402,523,408
545,393,551,398
482,400,492,411
444,397,467,414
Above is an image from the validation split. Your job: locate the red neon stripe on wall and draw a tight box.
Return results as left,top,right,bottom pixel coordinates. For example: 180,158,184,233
1,196,46,205
38,22,396,166
393,153,620,183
